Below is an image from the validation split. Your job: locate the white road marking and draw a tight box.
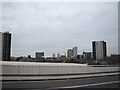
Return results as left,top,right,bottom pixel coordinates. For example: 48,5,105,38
56,81,120,89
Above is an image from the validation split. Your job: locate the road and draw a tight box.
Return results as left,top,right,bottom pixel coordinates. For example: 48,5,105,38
1,75,120,89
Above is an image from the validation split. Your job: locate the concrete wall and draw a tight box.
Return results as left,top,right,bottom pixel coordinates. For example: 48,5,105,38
1,61,119,75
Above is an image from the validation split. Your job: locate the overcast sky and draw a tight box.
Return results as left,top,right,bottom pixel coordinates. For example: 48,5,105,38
2,2,118,57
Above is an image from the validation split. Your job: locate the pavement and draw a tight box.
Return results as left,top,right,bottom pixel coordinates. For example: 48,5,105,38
1,72,120,81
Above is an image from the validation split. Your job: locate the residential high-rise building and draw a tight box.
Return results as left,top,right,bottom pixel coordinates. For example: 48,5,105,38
67,49,73,58
2,32,12,61
35,52,44,59
0,32,2,61
73,46,78,58
92,41,107,60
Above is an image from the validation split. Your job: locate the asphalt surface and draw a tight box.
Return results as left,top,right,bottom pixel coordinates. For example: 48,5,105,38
1,75,120,89
2,72,119,81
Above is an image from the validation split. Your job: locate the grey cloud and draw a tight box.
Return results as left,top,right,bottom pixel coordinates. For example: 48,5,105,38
2,2,118,57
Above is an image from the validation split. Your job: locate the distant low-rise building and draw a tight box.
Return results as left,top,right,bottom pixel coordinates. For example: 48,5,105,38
106,54,120,64
61,55,66,58
83,51,92,60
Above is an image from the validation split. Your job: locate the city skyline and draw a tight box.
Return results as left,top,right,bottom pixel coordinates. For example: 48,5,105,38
1,2,118,57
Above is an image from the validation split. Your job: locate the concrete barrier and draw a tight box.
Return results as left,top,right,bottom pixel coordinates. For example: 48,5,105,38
1,61,119,75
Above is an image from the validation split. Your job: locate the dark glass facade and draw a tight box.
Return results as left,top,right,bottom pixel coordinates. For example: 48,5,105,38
92,41,107,60
92,41,96,60
2,32,11,61
36,52,44,59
